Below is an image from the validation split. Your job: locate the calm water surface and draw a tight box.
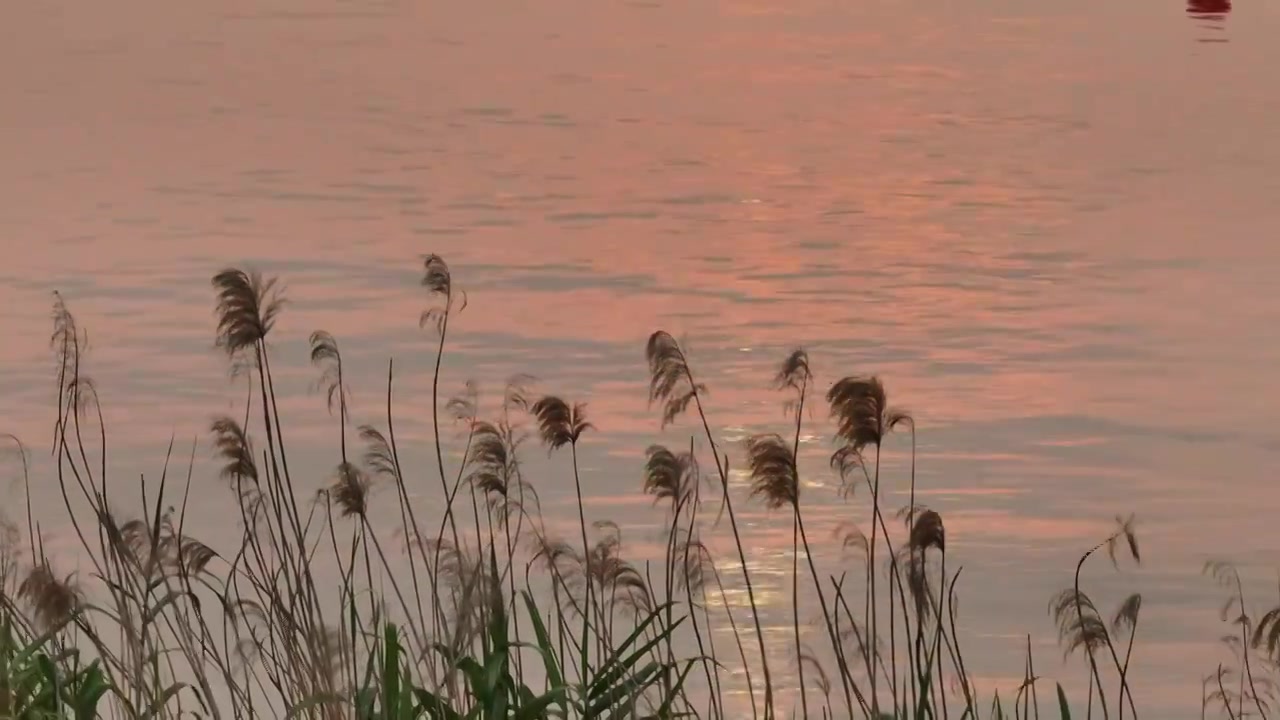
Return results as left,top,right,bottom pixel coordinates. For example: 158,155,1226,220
4,0,1280,715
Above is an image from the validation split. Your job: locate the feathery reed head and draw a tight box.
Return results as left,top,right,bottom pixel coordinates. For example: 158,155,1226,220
1049,588,1110,659
909,509,945,552
212,268,284,357
530,396,592,450
775,348,812,393
745,434,798,509
421,253,453,298
1106,513,1141,566
18,563,80,630
467,420,509,498
358,425,399,483
899,546,934,615
505,373,536,414
587,522,652,615
50,292,86,372
210,417,258,485
308,330,346,415
675,537,714,594
447,380,479,424
329,462,370,518
420,254,466,332
642,445,696,508
1111,593,1143,636
529,533,582,574
826,375,911,452
645,331,705,428
171,534,218,575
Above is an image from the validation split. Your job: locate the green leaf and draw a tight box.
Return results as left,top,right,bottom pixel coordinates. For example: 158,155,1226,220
586,661,663,717
588,608,682,701
1056,682,1072,720
514,687,568,720
654,659,700,718
382,623,402,719
413,688,462,720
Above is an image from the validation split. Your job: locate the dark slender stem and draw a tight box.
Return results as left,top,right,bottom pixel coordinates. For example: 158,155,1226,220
570,441,593,687
1236,574,1267,720
1218,665,1239,720
1074,543,1111,720
790,381,809,720
687,382,774,720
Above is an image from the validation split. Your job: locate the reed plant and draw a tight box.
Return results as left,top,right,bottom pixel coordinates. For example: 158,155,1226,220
0,254,1259,720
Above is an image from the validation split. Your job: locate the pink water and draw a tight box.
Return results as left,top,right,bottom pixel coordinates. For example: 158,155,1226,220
4,0,1280,715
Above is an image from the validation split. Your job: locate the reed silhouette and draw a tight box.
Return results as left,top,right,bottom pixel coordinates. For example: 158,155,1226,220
4,255,1257,720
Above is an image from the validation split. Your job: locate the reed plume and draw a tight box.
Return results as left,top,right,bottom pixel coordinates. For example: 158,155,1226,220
745,434,798,509
329,462,371,519
211,417,259,486
212,268,284,357
530,396,592,449
18,563,80,630
643,445,696,508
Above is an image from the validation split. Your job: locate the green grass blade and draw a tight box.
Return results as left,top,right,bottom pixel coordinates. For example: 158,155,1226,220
1056,683,1071,720
413,688,463,720
382,623,402,719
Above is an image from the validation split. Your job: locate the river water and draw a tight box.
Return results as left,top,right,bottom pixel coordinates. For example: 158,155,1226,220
3,0,1280,716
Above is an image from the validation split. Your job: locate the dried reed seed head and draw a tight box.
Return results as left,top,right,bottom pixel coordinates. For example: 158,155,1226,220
119,517,153,563
826,375,913,453
909,509,945,552
212,268,284,356
584,524,651,613
775,348,812,393
210,417,259,485
467,421,510,498
900,548,933,614
421,254,452,297
745,434,798,509
828,445,866,487
896,503,932,529
308,330,340,365
1060,614,1110,659
642,445,695,507
308,330,345,414
447,380,479,423
358,425,398,482
675,538,714,593
530,396,592,450
420,255,466,332
1106,513,1141,566
50,292,90,376
645,331,705,428
529,533,582,572
172,535,218,575
329,462,370,518
19,564,80,630
1048,588,1117,658
1111,593,1143,635
504,373,536,413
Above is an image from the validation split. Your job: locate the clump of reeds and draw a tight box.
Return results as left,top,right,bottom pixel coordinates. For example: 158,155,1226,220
0,255,1197,720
